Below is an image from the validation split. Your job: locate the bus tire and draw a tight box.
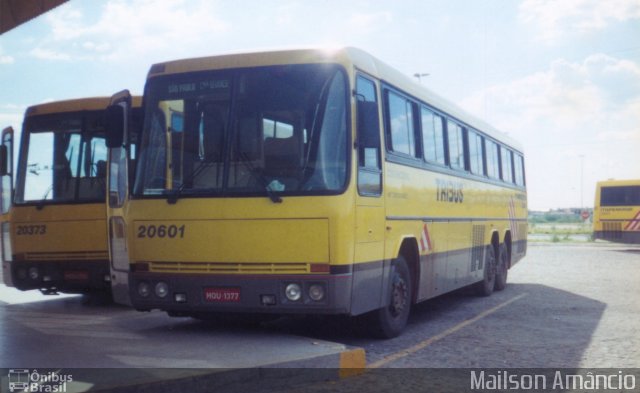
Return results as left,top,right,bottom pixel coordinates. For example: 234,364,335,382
494,243,509,291
475,244,496,297
368,256,412,339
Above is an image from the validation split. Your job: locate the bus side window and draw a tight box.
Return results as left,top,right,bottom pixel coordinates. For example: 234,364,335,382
420,107,445,165
386,91,417,158
485,139,500,179
514,153,525,186
500,146,514,183
356,75,382,196
468,129,485,176
446,120,465,171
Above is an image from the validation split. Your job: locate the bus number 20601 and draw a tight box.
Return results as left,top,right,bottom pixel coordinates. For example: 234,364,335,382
137,224,185,239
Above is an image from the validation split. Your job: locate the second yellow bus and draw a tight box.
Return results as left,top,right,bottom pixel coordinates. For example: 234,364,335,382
1,97,140,296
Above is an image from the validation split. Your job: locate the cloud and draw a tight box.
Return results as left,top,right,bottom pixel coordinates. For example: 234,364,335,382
29,48,72,61
27,0,399,65
0,103,26,131
349,11,393,34
464,53,640,131
30,0,231,62
0,45,15,64
0,56,14,64
461,54,640,210
519,0,640,42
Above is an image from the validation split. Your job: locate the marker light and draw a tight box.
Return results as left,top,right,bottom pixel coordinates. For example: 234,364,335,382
308,284,325,301
137,282,151,297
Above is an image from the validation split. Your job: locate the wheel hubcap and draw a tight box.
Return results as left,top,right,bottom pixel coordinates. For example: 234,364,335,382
390,277,408,317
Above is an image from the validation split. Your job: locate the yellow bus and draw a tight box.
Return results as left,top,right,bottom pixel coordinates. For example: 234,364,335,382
593,179,640,244
106,48,527,337
0,97,140,296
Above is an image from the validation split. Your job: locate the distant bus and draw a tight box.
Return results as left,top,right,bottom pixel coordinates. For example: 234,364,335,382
0,97,140,295
106,48,527,337
593,179,640,244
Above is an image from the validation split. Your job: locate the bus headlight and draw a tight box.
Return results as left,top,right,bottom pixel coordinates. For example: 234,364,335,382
285,283,302,301
137,282,151,298
155,281,169,298
308,284,325,301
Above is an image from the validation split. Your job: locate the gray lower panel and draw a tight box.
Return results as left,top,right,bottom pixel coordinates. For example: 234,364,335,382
350,259,391,316
130,272,353,315
594,231,640,244
7,260,111,293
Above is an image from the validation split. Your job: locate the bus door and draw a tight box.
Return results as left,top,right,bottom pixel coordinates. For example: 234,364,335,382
352,75,385,314
0,127,13,286
106,91,134,305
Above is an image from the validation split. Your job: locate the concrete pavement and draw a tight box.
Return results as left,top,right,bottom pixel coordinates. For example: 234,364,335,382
0,288,365,392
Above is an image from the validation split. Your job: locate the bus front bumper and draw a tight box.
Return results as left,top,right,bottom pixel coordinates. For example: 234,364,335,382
594,231,640,244
8,260,112,294
128,272,354,315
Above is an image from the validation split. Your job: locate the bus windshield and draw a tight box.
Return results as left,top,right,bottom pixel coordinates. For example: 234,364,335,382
134,64,349,199
15,111,108,204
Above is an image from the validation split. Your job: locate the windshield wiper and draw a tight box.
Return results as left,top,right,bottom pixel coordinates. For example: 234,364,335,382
34,185,54,210
166,162,211,204
238,152,282,204
166,155,283,204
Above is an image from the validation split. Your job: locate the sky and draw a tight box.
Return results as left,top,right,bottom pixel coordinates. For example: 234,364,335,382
0,0,639,211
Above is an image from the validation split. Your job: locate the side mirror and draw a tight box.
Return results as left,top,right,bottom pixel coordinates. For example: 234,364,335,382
357,100,380,148
0,145,8,176
106,105,125,148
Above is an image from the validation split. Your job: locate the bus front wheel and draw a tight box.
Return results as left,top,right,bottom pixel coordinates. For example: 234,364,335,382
368,256,412,339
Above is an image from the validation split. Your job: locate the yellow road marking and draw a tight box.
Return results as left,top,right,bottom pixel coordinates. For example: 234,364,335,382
368,293,529,368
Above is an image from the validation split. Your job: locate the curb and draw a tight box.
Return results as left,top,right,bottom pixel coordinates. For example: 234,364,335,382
67,347,366,392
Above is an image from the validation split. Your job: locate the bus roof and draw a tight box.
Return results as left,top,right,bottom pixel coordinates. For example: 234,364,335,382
147,47,523,153
25,96,142,117
26,97,112,117
596,179,640,187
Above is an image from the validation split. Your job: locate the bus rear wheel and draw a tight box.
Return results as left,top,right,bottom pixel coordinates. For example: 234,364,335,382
368,256,412,339
494,243,509,291
475,244,496,297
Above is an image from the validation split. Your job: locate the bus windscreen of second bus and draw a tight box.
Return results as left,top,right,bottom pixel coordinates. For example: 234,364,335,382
16,112,107,204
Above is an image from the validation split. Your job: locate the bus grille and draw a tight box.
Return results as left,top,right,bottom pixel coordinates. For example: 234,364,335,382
19,251,109,261
602,222,622,240
148,261,311,274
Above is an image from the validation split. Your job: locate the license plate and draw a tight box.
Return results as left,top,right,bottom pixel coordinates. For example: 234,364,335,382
64,271,89,281
204,287,241,303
